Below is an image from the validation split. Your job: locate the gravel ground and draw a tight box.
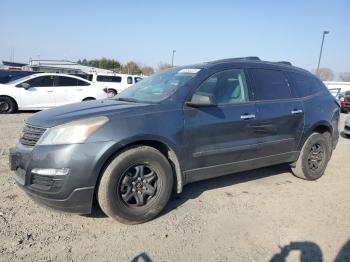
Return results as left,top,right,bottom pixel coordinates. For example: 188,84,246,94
0,112,349,262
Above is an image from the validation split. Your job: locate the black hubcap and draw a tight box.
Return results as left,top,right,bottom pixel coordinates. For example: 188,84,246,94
119,165,158,207
0,101,9,112
307,143,325,171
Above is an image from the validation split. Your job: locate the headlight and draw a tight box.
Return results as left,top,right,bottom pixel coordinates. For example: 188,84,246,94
37,116,109,145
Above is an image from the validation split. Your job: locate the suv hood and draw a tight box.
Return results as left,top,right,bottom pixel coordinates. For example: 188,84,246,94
27,99,152,128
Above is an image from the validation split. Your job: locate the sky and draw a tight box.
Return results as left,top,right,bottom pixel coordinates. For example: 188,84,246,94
1,0,349,76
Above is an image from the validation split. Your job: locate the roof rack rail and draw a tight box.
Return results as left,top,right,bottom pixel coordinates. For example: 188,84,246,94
233,56,261,61
276,61,292,66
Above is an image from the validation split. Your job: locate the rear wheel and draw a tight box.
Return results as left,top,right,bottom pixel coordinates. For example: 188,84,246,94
0,96,17,114
82,97,95,101
97,146,173,224
108,89,117,97
291,132,331,180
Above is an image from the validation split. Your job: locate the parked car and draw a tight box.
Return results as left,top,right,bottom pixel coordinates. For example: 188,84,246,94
337,91,350,113
0,70,38,84
9,57,340,224
74,73,144,96
344,113,350,137
0,73,109,113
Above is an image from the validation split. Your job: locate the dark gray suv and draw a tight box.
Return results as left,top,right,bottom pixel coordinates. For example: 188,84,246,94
10,57,340,224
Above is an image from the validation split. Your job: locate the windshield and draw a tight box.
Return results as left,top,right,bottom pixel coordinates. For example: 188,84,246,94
115,68,201,103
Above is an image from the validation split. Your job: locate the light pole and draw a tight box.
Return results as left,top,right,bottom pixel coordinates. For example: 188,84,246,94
171,50,176,67
316,30,330,75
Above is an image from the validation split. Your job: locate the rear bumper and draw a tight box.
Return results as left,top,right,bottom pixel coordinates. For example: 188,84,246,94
344,117,350,135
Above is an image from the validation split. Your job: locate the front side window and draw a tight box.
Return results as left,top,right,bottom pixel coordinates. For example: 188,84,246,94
134,77,143,83
116,68,200,103
250,69,291,100
127,77,133,85
96,75,122,83
288,71,324,98
23,75,54,87
193,69,249,104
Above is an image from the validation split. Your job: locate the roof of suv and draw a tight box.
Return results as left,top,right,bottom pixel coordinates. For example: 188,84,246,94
190,57,311,75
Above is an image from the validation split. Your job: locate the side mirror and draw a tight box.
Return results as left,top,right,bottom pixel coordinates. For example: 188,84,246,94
18,83,30,89
186,93,216,107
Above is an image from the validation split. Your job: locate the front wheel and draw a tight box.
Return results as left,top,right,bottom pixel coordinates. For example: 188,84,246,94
0,96,17,114
291,132,331,180
97,146,173,224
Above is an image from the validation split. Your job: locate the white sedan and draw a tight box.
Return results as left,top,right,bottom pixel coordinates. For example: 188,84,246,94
0,73,109,113
344,113,350,137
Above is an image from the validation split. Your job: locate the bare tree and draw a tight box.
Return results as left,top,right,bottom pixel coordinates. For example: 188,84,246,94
157,62,172,72
339,72,350,82
314,68,335,81
121,61,142,75
141,66,155,76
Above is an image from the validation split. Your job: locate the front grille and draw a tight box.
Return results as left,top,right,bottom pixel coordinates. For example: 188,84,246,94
20,124,46,146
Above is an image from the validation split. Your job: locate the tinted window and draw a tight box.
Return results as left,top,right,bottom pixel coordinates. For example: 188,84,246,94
250,69,291,100
134,77,143,83
25,76,54,87
288,72,324,97
77,79,90,86
57,76,78,86
127,77,133,84
194,69,249,104
96,75,122,83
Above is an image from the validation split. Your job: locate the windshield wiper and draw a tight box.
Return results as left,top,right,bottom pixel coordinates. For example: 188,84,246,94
116,97,140,103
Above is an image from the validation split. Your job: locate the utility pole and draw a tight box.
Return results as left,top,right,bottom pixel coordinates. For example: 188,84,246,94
171,50,176,67
316,31,330,75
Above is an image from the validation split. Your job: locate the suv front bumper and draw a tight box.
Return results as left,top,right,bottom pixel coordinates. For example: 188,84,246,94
9,141,114,214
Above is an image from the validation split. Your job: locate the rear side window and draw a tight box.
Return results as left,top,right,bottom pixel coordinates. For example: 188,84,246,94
250,69,291,100
288,72,324,98
76,79,90,86
57,76,78,86
96,75,122,83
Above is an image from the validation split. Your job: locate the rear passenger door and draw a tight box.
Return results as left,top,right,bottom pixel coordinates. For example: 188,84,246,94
248,68,304,157
54,76,90,106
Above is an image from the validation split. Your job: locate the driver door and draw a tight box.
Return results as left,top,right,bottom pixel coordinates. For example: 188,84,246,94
18,75,55,109
183,68,260,182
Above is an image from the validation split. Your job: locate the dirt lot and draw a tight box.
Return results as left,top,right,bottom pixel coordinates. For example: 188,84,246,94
0,112,349,262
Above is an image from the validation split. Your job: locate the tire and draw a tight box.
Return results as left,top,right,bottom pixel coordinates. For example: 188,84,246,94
291,132,332,180
0,96,17,114
82,97,95,101
97,146,174,224
108,90,117,96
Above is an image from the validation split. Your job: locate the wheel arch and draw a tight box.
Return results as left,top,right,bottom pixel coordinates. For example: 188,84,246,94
82,97,96,101
94,138,184,198
298,121,333,151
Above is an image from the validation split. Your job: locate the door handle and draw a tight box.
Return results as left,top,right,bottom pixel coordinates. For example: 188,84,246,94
291,109,303,115
46,90,54,92
240,114,256,120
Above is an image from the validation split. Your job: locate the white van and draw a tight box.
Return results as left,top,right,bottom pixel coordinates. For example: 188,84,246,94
324,81,350,94
83,73,144,96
